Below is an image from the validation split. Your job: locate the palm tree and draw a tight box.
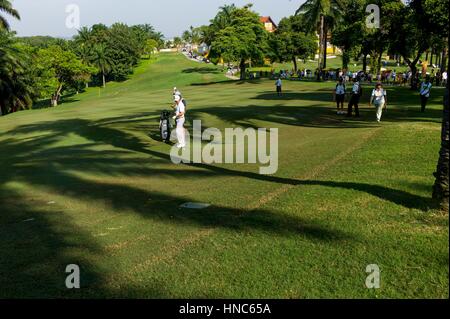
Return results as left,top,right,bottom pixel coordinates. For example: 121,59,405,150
0,0,20,30
91,44,112,88
75,26,92,44
432,73,449,210
212,4,236,30
0,32,33,115
296,0,343,71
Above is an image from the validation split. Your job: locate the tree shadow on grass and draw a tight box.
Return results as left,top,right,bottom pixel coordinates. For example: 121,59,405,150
191,79,265,86
182,67,222,74
251,86,445,123
0,113,440,297
4,117,437,212
0,190,123,298
0,117,364,297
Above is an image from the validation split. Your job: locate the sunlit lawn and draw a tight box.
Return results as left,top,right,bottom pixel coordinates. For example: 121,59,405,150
0,53,447,298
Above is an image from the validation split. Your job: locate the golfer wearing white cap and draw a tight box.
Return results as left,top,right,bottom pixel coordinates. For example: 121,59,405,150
173,95,186,148
173,87,182,98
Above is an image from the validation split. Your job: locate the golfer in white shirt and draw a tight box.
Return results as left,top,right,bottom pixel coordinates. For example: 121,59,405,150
369,83,387,122
173,95,186,148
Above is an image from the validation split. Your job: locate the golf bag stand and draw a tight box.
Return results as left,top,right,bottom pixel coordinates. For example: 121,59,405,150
159,110,172,143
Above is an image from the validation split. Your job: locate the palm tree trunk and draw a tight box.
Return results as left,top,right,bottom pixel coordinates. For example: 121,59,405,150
322,22,328,69
102,69,106,88
317,14,324,81
441,47,447,73
432,64,449,210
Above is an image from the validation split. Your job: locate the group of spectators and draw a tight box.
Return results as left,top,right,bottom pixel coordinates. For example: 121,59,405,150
268,67,448,88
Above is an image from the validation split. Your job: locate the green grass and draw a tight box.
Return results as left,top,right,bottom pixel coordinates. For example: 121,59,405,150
0,53,448,298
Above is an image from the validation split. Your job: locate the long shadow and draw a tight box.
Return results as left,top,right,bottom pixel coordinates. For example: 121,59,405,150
0,113,438,297
182,67,222,74
1,120,353,239
187,101,443,129
0,189,125,298
188,103,379,129
191,79,265,86
4,117,436,211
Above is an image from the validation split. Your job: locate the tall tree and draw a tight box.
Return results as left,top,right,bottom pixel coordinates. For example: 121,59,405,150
432,79,449,210
431,0,450,209
0,31,34,115
296,0,344,70
35,45,96,106
388,0,448,89
0,0,20,30
91,44,112,88
210,5,269,79
268,15,317,72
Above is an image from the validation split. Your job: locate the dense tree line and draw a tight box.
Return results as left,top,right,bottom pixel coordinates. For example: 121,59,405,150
179,1,447,83
1,0,164,114
180,4,318,79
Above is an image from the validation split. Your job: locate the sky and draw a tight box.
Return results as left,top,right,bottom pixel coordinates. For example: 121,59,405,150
8,0,303,39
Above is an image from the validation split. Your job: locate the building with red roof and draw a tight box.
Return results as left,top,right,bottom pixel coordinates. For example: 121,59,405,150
260,16,277,33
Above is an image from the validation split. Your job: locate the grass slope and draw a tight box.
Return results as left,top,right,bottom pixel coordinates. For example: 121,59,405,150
0,53,448,298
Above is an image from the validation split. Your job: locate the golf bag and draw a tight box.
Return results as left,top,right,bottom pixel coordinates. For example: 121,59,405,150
159,110,172,143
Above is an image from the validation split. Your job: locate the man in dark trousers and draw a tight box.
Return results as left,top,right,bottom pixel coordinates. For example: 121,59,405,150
347,77,362,117
419,76,432,112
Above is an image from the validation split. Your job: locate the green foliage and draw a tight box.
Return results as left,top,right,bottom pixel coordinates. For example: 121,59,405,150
210,5,269,78
0,0,20,30
181,26,202,45
387,0,447,72
296,0,345,69
268,15,317,70
331,0,370,69
72,23,164,85
296,0,344,34
34,45,96,104
17,36,67,48
0,31,35,114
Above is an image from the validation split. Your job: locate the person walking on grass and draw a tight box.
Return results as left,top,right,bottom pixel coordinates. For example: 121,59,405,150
347,77,362,117
369,83,388,122
335,77,346,115
275,77,282,97
419,76,432,112
442,71,447,87
173,95,186,148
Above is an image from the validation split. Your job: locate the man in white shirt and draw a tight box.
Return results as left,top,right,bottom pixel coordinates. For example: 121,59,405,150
420,76,432,112
442,71,448,87
173,95,186,148
275,78,282,97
